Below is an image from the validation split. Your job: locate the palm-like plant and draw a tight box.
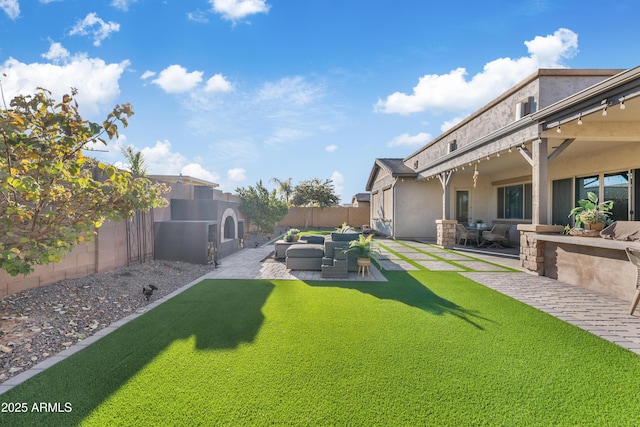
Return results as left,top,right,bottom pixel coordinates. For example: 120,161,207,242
270,177,293,205
121,146,147,176
345,234,380,262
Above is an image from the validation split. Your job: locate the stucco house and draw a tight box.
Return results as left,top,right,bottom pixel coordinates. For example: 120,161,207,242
366,67,640,301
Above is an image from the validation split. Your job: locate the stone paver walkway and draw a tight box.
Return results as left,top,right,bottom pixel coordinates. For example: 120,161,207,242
2,237,640,395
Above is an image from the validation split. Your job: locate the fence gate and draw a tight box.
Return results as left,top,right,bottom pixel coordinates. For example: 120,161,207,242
126,210,154,265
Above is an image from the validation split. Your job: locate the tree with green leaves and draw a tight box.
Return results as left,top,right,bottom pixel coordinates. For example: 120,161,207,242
121,145,147,176
235,180,288,233
291,178,340,207
0,87,169,276
270,177,293,205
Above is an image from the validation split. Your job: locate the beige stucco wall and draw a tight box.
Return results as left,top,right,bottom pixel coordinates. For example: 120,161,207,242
0,218,128,298
276,206,370,230
393,180,441,239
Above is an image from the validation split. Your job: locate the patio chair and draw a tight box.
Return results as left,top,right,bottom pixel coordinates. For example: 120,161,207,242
625,248,640,315
479,224,511,248
456,224,479,246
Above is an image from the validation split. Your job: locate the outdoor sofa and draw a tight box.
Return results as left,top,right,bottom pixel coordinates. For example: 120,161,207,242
277,229,362,275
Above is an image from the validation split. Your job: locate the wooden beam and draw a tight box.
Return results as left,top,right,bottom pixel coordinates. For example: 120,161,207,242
548,138,575,163
518,146,533,166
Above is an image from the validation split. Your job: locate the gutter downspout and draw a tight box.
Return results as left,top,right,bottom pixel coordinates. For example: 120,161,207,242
392,177,398,239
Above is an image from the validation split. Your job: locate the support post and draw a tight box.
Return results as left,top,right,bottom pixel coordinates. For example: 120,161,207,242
532,138,549,224
438,171,454,220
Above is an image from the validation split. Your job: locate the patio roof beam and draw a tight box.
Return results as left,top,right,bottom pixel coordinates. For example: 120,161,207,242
518,145,534,166
547,139,575,163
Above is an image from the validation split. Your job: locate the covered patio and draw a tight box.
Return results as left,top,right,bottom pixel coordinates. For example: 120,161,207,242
366,67,640,302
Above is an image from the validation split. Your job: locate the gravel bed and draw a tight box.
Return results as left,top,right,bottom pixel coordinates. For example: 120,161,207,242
0,259,218,385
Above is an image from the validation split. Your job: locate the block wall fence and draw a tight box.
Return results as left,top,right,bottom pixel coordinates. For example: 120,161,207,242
276,206,370,230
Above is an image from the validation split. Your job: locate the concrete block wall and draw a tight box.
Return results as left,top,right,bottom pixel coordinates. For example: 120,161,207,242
0,218,130,299
0,241,97,298
276,206,370,230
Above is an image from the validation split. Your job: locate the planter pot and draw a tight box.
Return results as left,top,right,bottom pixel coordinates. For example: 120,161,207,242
292,235,299,242
584,222,604,232
357,257,371,267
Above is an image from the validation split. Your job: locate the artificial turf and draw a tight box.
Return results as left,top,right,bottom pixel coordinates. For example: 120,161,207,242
2,272,640,426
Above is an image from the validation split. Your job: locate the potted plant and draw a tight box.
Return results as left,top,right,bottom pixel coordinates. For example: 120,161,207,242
284,228,300,242
345,234,380,268
568,191,614,232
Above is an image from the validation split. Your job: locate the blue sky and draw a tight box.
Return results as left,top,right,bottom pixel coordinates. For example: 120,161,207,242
1,1,638,202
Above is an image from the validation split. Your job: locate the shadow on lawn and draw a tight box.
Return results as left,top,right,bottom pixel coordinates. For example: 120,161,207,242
307,271,490,330
2,280,274,426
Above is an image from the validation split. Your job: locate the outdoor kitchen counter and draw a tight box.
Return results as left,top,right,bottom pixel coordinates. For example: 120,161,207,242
534,233,639,302
535,233,640,251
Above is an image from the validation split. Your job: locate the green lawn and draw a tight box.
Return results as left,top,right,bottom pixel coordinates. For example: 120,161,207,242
3,271,640,426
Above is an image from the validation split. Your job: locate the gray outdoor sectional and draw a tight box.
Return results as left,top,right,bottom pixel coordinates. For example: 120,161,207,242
276,229,362,278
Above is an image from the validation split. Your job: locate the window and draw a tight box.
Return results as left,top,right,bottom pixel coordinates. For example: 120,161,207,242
556,171,631,226
448,139,458,153
497,183,532,219
552,178,572,226
576,175,599,202
604,172,629,222
371,191,380,219
383,187,393,220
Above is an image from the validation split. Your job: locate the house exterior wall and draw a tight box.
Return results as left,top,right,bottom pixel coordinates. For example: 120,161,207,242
394,180,441,239
537,75,617,108
405,72,618,179
369,169,394,236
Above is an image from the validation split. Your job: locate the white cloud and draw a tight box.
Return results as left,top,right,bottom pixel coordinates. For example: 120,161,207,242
140,70,156,80
210,0,270,22
387,132,432,147
330,171,344,198
257,76,322,106
227,167,246,181
1,54,129,117
41,40,70,62
152,64,203,93
376,28,579,115
0,0,19,19
205,74,233,93
325,144,338,153
181,163,221,183
69,12,120,47
440,116,465,133
111,0,138,11
187,10,209,23
139,140,220,183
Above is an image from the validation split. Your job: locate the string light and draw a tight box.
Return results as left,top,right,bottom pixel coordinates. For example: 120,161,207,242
496,151,500,157
577,113,582,125
557,124,561,133
473,164,479,188
508,146,512,153
602,105,608,116
620,96,626,110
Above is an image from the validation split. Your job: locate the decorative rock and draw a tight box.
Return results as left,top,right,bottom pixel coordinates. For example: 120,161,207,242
0,259,217,385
